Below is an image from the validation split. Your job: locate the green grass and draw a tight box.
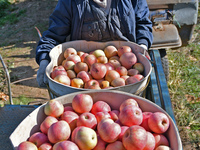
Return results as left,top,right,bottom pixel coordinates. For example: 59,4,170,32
12,95,35,105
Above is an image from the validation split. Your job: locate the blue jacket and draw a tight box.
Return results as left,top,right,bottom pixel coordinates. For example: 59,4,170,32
36,0,153,65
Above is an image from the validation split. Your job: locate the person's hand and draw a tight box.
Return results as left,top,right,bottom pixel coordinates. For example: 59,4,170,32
139,44,151,60
37,59,49,88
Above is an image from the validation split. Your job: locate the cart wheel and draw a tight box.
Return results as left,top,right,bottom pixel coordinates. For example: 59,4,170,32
159,49,169,81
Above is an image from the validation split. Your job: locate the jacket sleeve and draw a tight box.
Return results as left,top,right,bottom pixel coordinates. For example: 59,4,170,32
35,0,72,65
135,0,153,49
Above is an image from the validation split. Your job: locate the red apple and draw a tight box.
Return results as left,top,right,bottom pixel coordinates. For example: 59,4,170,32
121,75,129,81
140,112,153,132
77,71,92,83
52,140,79,150
133,74,144,81
62,60,75,70
74,62,89,74
38,143,52,150
64,106,74,112
60,110,79,131
104,45,118,59
97,56,108,64
97,118,121,143
72,93,93,113
72,126,97,150
77,51,85,57
106,141,126,150
109,110,119,121
143,131,156,150
148,112,170,133
125,76,139,85
80,53,89,62
84,54,97,68
66,54,81,63
119,98,139,112
111,77,125,87
93,135,107,150
153,133,170,148
122,125,147,150
47,120,71,144
119,105,143,126
77,112,97,129
127,68,139,76
117,45,132,57
109,59,121,69
17,141,38,150
50,65,67,79
120,52,137,69
115,66,128,76
64,47,77,58
118,126,129,141
84,79,101,89
155,145,172,150
28,132,49,147
133,62,144,74
109,55,120,61
40,116,58,134
90,63,107,80
66,70,76,79
71,78,84,88
44,99,64,118
95,111,111,123
105,62,115,73
91,101,111,115
105,70,120,83
54,74,71,85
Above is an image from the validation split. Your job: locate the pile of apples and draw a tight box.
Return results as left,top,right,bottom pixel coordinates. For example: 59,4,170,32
17,94,172,150
50,45,145,89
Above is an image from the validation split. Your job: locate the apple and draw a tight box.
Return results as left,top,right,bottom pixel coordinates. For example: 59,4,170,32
155,145,172,150
106,141,126,150
40,116,58,134
140,112,153,132
77,112,97,129
50,65,67,79
90,63,107,80
105,62,115,73
54,74,71,85
122,125,147,150
121,75,129,81
109,59,121,69
95,111,111,123
97,56,108,64
60,110,79,131
17,141,38,150
119,98,139,112
93,135,107,150
153,133,169,148
117,45,132,57
109,55,120,61
64,47,77,58
125,76,139,85
105,70,120,83
148,112,170,133
93,49,106,58
62,60,75,70
72,93,93,113
143,131,156,150
133,62,144,74
84,79,101,89
91,100,111,115
38,143,52,150
84,54,97,68
111,77,125,87
118,126,129,141
77,51,85,57
77,71,92,83
64,106,74,112
74,62,89,74
44,99,64,118
52,140,79,150
119,105,143,126
133,74,144,81
66,54,81,64
28,132,49,147
48,120,71,144
80,53,89,62
104,45,118,59
72,126,97,150
109,110,119,121
97,118,121,143
115,66,128,76
120,52,137,69
127,68,139,76
71,78,84,88
99,80,110,89
66,70,76,79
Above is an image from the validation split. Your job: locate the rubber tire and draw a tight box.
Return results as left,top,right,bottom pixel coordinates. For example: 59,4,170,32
159,49,169,81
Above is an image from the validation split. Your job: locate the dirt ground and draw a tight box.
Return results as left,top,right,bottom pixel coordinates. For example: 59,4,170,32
0,0,198,149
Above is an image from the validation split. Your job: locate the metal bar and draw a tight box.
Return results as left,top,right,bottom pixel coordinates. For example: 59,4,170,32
0,54,13,105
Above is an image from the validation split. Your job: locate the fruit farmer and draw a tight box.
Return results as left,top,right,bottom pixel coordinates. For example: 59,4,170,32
36,0,153,87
